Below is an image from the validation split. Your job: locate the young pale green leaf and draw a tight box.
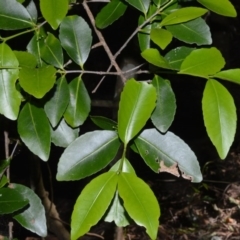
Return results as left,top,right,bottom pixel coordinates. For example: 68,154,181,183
165,46,194,70
151,76,176,133
141,48,171,69
0,0,35,30
26,0,38,23
138,15,151,52
12,184,47,237
71,172,118,240
179,47,225,78
118,79,157,144
59,15,92,69
14,51,37,68
214,69,240,84
51,118,79,148
104,191,130,227
19,66,56,99
166,18,212,46
126,0,150,15
40,0,68,29
118,172,160,240
202,79,236,159
18,103,51,161
57,130,121,181
40,33,64,69
64,77,90,128
90,116,117,130
134,129,202,182
96,0,127,29
197,0,236,17
160,7,208,26
0,188,29,214
150,28,172,50
0,44,21,120
109,158,136,174
44,76,69,127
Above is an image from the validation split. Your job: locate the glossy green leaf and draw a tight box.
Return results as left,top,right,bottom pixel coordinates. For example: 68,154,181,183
202,79,236,159
71,172,118,240
26,0,38,23
166,17,212,46
44,76,69,127
104,191,130,227
0,44,21,120
59,15,92,69
0,158,10,178
17,0,25,3
12,184,47,237
214,69,240,84
164,46,194,70
51,119,79,148
160,7,208,26
64,77,90,128
109,158,136,174
118,172,160,239
153,0,168,8
179,47,225,78
40,33,64,69
90,116,117,130
138,15,151,52
0,0,35,30
141,48,171,69
134,129,202,182
150,28,172,50
40,0,68,29
0,175,8,188
19,66,56,99
151,76,176,133
126,0,150,15
118,79,157,144
197,0,236,17
13,51,37,68
0,188,29,214
57,130,121,181
18,103,51,161
96,0,127,29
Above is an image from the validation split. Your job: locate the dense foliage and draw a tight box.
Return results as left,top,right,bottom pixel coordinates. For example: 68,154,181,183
0,0,238,239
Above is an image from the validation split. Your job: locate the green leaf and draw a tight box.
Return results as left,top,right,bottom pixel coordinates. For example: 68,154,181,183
134,129,202,182
19,66,56,99
214,69,240,84
96,0,127,29
0,44,21,120
59,15,92,69
138,15,151,51
90,116,117,130
166,17,212,46
71,172,117,240
57,130,121,181
179,47,225,78
12,184,47,237
44,76,69,127
197,0,237,17
40,33,64,69
0,0,35,30
0,188,29,214
141,48,171,69
160,7,208,26
40,0,68,29
126,0,150,15
0,175,8,188
51,118,79,148
202,79,236,159
64,77,90,128
18,103,51,161
164,46,194,70
0,158,10,177
13,51,37,68
118,79,157,144
153,0,168,8
26,0,38,23
104,191,130,227
109,158,136,174
150,28,172,50
151,76,176,132
118,172,160,239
